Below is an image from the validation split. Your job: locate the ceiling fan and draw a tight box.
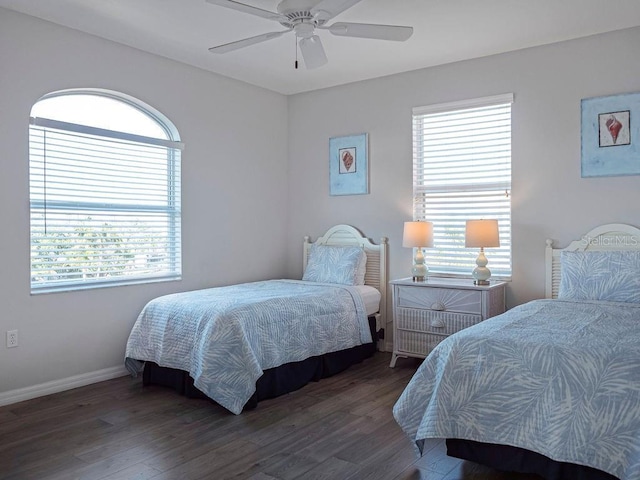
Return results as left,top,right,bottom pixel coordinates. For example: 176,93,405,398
205,0,413,69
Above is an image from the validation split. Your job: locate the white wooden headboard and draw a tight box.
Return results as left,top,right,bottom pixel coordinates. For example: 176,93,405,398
303,224,389,332
545,223,640,299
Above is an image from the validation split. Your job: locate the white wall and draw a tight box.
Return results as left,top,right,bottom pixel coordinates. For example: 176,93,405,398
286,27,640,343
2,6,640,399
0,9,288,396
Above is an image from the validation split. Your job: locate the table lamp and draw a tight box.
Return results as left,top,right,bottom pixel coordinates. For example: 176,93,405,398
465,219,500,285
403,221,433,282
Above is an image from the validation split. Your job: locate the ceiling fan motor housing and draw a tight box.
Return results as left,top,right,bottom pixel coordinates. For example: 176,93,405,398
277,0,328,28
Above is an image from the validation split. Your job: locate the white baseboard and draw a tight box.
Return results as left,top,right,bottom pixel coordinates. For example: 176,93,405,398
0,366,129,407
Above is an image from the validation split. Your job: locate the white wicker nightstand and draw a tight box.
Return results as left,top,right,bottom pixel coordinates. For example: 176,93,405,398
389,277,506,367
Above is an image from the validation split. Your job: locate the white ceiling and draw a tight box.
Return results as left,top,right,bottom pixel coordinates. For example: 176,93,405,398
2,0,640,95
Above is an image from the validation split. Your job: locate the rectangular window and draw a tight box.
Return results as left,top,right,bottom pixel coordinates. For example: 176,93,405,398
412,94,513,279
29,118,182,293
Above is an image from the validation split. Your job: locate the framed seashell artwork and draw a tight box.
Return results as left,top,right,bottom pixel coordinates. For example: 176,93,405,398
329,133,369,195
581,91,640,177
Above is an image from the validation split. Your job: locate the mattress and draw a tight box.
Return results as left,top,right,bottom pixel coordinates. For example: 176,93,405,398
353,284,381,316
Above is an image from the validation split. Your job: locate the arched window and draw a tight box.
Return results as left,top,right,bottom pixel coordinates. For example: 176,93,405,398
29,89,182,293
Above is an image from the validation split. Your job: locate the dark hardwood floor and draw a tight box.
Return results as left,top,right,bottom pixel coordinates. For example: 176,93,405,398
0,353,541,480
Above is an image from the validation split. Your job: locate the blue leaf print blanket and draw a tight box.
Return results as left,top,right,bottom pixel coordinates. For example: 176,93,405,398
393,299,640,480
126,280,370,414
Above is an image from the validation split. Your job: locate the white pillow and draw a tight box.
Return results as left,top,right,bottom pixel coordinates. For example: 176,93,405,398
558,250,640,303
303,245,367,286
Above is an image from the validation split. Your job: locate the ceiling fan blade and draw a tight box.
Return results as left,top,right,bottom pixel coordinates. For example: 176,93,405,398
311,0,363,22
209,30,290,53
327,22,413,41
205,0,284,22
299,35,328,69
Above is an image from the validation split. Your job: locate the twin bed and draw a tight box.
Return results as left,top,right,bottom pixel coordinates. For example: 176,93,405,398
125,224,387,414
393,224,640,480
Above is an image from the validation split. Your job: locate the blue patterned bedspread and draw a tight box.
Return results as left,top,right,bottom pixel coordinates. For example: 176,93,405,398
393,299,640,479
125,280,370,414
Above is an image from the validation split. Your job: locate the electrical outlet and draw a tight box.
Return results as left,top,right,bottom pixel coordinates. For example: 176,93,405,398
6,330,18,348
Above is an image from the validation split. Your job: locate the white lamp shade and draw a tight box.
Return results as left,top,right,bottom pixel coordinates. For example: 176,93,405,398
465,219,500,248
403,221,434,248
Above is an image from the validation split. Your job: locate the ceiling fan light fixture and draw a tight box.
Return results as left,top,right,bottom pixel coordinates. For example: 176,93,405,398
294,22,315,39
299,35,328,69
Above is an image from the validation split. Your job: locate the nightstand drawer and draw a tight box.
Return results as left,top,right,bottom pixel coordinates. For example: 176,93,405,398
395,330,447,356
396,285,482,314
396,307,482,335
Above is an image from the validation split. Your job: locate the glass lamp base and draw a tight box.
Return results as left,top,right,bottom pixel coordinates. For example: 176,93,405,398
472,248,492,286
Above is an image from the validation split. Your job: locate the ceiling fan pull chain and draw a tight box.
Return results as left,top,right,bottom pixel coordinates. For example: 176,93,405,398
295,35,299,69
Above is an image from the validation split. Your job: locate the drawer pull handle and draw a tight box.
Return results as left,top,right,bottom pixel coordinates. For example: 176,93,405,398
431,318,445,328
431,302,446,311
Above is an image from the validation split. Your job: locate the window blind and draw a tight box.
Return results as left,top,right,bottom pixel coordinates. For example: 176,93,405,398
29,117,183,293
412,94,513,278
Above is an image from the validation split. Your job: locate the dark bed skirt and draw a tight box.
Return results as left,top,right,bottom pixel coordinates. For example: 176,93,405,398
142,316,378,411
446,439,619,480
